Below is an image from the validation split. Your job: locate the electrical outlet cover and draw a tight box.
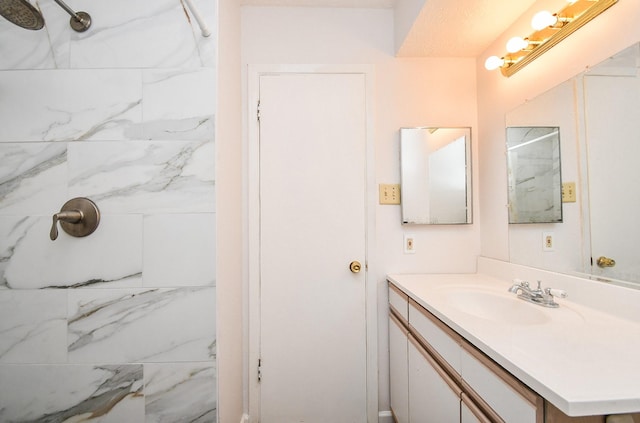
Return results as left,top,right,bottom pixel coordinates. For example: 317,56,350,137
403,234,416,254
542,232,554,252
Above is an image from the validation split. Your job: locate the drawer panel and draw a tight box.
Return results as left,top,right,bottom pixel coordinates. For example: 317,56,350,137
388,282,409,321
461,344,542,423
408,298,462,375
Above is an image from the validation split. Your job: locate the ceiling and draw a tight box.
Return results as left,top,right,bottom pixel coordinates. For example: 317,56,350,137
240,0,539,57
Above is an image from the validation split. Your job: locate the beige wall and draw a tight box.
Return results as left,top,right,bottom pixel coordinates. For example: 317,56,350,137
217,0,244,421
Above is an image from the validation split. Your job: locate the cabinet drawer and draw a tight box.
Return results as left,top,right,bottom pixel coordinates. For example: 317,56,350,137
389,282,409,321
408,298,462,375
461,343,543,423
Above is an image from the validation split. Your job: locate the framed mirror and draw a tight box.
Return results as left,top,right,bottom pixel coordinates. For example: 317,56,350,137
400,127,472,225
506,126,562,224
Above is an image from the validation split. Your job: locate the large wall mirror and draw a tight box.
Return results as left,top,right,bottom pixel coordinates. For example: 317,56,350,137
507,41,640,286
400,127,472,225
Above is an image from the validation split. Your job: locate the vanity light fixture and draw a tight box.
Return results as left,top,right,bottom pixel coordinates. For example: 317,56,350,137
485,0,618,77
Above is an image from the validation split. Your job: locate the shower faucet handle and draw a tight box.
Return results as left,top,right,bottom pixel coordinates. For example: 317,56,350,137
50,210,83,240
50,197,100,241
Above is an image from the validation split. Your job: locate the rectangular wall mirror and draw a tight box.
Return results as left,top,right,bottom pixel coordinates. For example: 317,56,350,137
506,126,562,224
400,127,472,225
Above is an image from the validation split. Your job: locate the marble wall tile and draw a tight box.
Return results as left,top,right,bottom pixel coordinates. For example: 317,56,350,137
0,70,143,142
0,364,144,422
140,68,216,140
0,290,67,363
143,214,216,287
1,0,217,419
142,68,216,122
145,362,217,422
67,287,216,363
2,215,142,289
68,140,215,213
67,0,202,69
0,0,216,71
0,19,57,69
0,143,68,216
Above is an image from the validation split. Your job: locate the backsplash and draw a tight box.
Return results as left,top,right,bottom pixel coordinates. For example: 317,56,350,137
0,0,217,421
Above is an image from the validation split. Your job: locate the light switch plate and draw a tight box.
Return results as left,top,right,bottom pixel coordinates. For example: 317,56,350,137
379,184,401,205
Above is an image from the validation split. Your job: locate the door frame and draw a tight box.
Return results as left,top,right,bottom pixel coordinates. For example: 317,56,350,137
246,64,377,422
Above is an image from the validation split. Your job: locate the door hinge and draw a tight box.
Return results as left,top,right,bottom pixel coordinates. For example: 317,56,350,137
258,358,262,382
257,100,261,122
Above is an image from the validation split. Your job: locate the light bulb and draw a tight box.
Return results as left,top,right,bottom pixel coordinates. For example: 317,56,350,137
506,36,528,53
531,10,558,30
484,56,504,71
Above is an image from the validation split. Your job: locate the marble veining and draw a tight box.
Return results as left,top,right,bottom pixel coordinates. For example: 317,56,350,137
145,362,217,423
0,70,144,142
3,216,143,289
0,364,144,422
0,143,67,215
68,140,215,213
68,287,216,363
0,290,67,363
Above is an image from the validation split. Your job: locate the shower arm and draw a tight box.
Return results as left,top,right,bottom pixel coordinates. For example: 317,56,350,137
52,0,91,32
183,0,211,37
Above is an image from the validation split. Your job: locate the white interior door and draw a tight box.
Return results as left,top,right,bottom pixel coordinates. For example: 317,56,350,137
257,72,368,422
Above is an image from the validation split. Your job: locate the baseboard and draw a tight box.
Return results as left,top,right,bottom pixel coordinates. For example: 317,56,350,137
379,410,394,423
240,411,391,423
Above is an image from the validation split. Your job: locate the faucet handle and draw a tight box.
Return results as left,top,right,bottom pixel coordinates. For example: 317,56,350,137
49,197,100,241
545,288,567,298
513,278,528,286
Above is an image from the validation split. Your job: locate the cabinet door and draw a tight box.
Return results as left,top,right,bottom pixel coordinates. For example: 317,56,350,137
461,393,492,423
408,334,461,422
389,313,409,423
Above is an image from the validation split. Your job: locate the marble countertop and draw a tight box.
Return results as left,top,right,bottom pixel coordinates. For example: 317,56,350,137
387,273,640,417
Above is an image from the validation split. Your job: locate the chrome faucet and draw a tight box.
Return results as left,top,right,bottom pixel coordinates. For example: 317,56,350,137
508,279,567,308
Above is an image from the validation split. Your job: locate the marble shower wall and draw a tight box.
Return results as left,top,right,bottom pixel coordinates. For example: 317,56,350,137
0,0,217,421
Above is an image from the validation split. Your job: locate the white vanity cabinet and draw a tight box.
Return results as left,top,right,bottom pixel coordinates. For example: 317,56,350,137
388,281,544,423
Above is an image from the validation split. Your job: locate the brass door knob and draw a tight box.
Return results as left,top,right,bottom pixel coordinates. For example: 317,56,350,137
596,256,616,268
349,261,362,273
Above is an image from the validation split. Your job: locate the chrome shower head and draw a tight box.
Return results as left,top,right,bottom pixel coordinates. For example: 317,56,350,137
0,0,44,30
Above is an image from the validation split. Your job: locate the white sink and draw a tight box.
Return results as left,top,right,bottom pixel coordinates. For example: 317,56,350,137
441,288,550,325
430,284,588,326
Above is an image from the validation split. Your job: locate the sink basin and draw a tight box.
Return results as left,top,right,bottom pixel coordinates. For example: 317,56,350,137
439,287,550,325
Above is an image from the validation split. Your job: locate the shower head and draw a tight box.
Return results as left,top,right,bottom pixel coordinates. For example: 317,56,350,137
0,0,45,30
